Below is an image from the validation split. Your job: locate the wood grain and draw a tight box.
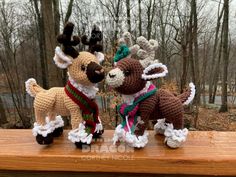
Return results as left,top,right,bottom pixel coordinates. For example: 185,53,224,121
0,130,235,176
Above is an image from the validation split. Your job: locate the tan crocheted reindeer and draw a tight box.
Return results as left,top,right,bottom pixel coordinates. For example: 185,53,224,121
106,32,195,148
25,22,104,148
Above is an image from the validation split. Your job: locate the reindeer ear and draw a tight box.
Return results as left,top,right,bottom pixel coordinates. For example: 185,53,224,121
94,51,104,63
142,63,168,80
53,46,73,69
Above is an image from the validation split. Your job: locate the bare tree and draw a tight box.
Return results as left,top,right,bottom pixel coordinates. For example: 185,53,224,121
219,0,229,112
0,97,7,126
32,0,48,88
0,1,31,127
126,0,131,32
41,0,62,87
138,0,142,36
208,0,224,104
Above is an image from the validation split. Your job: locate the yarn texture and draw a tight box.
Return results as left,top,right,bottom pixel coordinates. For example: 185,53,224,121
107,32,195,148
25,22,105,147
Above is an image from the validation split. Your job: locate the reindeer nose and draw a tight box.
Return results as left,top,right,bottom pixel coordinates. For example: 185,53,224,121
109,73,116,78
86,62,105,83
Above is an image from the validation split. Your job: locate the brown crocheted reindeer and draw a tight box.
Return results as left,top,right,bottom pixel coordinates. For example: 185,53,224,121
106,32,195,148
25,22,104,148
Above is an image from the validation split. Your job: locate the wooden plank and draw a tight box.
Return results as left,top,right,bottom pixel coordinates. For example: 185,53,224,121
0,170,230,177
0,130,235,176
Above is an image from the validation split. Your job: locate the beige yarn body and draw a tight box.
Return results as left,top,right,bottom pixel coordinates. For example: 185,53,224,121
34,87,80,129
27,51,99,129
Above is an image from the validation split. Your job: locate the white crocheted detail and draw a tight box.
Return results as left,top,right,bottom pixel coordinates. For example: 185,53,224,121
68,75,98,99
94,51,104,63
142,63,168,80
122,81,151,105
32,121,55,137
113,124,149,148
183,82,196,105
94,117,103,133
164,123,188,148
68,123,93,144
53,46,72,69
46,115,64,129
154,118,167,135
25,78,37,97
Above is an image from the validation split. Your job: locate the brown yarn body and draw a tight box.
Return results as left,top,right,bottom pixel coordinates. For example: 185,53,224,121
135,89,187,136
113,58,192,136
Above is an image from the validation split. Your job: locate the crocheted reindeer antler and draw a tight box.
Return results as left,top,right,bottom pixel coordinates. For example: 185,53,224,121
136,36,159,68
57,22,80,58
81,24,103,54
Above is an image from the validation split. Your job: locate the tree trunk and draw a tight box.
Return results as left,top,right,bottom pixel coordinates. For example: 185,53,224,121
146,0,156,40
208,2,224,104
114,0,122,49
192,0,200,105
180,45,189,93
219,0,229,112
138,0,142,36
211,29,223,104
33,0,48,88
64,0,74,23
53,0,60,37
126,0,131,32
0,97,7,126
41,0,62,87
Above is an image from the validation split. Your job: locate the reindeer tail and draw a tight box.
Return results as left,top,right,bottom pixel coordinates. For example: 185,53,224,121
178,83,196,105
25,78,45,97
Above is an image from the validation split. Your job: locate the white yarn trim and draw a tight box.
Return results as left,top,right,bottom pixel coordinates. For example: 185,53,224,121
113,124,149,148
94,52,104,63
32,121,55,137
122,81,151,105
25,78,37,97
183,82,196,105
68,75,99,99
53,46,72,69
94,116,103,133
154,118,167,135
68,123,93,144
142,63,168,80
46,115,64,129
164,123,188,148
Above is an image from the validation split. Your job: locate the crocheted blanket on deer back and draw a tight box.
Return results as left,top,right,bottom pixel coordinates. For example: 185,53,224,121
117,84,157,134
65,81,99,134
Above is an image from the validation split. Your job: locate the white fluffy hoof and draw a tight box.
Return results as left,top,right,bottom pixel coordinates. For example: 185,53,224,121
164,124,188,149
154,118,167,135
46,115,64,128
165,137,182,148
32,121,55,137
68,123,93,144
113,124,149,148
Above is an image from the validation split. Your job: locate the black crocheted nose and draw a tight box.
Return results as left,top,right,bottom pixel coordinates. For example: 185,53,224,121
86,62,105,83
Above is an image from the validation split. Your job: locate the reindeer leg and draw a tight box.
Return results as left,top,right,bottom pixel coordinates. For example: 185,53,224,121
154,118,167,135
123,100,155,148
33,109,54,145
68,110,93,149
157,90,188,148
47,112,64,137
164,113,188,149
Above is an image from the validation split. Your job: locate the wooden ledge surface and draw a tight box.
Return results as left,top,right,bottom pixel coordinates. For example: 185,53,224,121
0,130,235,176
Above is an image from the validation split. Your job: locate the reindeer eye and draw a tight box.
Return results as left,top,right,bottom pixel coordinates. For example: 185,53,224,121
81,64,86,71
124,70,131,76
